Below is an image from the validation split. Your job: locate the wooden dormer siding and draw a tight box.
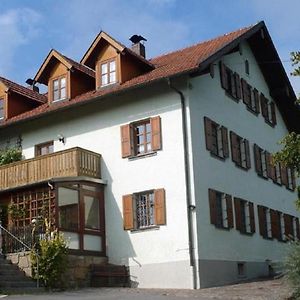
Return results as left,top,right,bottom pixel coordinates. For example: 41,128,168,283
0,79,46,120
81,31,154,89
34,50,95,104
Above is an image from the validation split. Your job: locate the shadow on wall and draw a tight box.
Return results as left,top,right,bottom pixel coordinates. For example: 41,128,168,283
101,159,140,287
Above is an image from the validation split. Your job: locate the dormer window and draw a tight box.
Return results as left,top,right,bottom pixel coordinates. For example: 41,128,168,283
0,98,4,120
53,76,66,102
100,59,117,87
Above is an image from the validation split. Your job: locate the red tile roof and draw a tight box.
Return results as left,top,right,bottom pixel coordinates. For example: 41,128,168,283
0,76,47,103
61,53,95,78
0,24,257,128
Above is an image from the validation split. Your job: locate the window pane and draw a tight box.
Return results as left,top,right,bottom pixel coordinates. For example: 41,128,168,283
138,144,145,154
53,79,59,89
146,133,151,143
60,87,66,99
110,71,116,83
62,231,79,250
84,235,102,252
53,90,59,101
136,192,155,228
146,123,151,133
102,74,108,85
84,196,100,230
137,124,144,134
147,143,152,151
101,63,108,74
109,61,116,72
58,187,79,230
60,77,66,88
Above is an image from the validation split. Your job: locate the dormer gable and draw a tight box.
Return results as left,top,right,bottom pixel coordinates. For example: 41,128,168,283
81,31,154,89
0,76,46,121
34,49,95,103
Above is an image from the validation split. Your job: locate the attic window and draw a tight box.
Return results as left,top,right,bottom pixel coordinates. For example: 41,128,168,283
52,76,66,102
100,59,117,87
0,98,4,120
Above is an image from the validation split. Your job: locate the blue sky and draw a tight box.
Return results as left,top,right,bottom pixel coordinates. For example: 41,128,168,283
0,0,299,94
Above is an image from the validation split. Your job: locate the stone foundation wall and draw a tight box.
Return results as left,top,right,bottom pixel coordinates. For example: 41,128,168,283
6,252,107,288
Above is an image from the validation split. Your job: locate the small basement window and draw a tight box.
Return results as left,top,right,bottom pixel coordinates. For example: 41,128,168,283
237,262,246,277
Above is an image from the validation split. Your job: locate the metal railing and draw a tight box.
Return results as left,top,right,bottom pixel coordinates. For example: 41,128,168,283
0,222,40,288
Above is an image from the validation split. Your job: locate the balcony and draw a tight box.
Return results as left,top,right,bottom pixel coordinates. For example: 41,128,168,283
0,147,101,191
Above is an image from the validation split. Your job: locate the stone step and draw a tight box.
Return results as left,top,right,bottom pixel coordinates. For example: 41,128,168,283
0,274,33,281
0,268,25,275
0,280,37,288
0,287,44,294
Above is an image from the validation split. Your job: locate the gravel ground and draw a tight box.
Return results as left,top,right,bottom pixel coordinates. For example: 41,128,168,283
0,278,293,300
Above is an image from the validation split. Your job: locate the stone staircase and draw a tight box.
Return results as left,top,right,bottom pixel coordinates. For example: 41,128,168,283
0,255,38,293
90,263,130,287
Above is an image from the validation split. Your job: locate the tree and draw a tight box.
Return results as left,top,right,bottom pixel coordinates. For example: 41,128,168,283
273,52,300,205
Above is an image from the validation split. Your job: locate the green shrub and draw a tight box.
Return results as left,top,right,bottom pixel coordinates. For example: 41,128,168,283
285,242,300,298
0,148,22,166
31,231,69,289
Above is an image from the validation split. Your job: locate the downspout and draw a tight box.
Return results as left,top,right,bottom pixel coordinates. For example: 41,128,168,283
167,78,198,289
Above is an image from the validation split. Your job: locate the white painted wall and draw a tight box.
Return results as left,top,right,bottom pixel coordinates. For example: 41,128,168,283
188,41,299,266
0,83,193,288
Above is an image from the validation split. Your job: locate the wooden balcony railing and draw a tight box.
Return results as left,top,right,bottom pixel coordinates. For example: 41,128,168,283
0,147,101,191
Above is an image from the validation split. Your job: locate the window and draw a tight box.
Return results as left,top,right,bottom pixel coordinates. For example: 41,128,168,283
122,188,166,230
241,79,260,114
204,117,229,159
0,98,4,120
260,94,276,126
35,141,54,157
273,162,282,185
234,198,255,234
286,167,296,191
245,60,250,75
257,205,272,239
100,59,117,87
219,62,242,101
58,183,104,253
253,144,274,179
52,76,66,102
208,189,233,229
120,116,162,158
237,262,246,277
230,132,251,169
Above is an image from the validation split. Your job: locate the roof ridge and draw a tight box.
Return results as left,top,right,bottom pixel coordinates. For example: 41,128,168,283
150,23,256,62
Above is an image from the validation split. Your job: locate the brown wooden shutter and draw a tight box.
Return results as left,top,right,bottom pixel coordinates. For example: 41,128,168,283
270,209,280,239
253,88,260,113
230,71,236,98
230,131,239,164
121,124,133,158
284,214,293,240
122,194,134,230
254,144,263,175
280,165,288,187
249,202,255,233
154,188,166,225
270,102,277,125
245,140,251,169
219,61,228,90
241,79,250,105
151,116,162,151
208,189,217,225
234,198,242,232
204,117,213,152
260,93,268,119
258,205,267,237
266,152,275,180
226,194,234,228
221,126,229,158
234,73,242,99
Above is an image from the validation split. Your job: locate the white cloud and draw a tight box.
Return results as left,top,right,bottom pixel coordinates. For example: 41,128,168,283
0,8,42,77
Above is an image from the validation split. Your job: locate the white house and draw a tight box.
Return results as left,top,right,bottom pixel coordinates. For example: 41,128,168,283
0,21,299,289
